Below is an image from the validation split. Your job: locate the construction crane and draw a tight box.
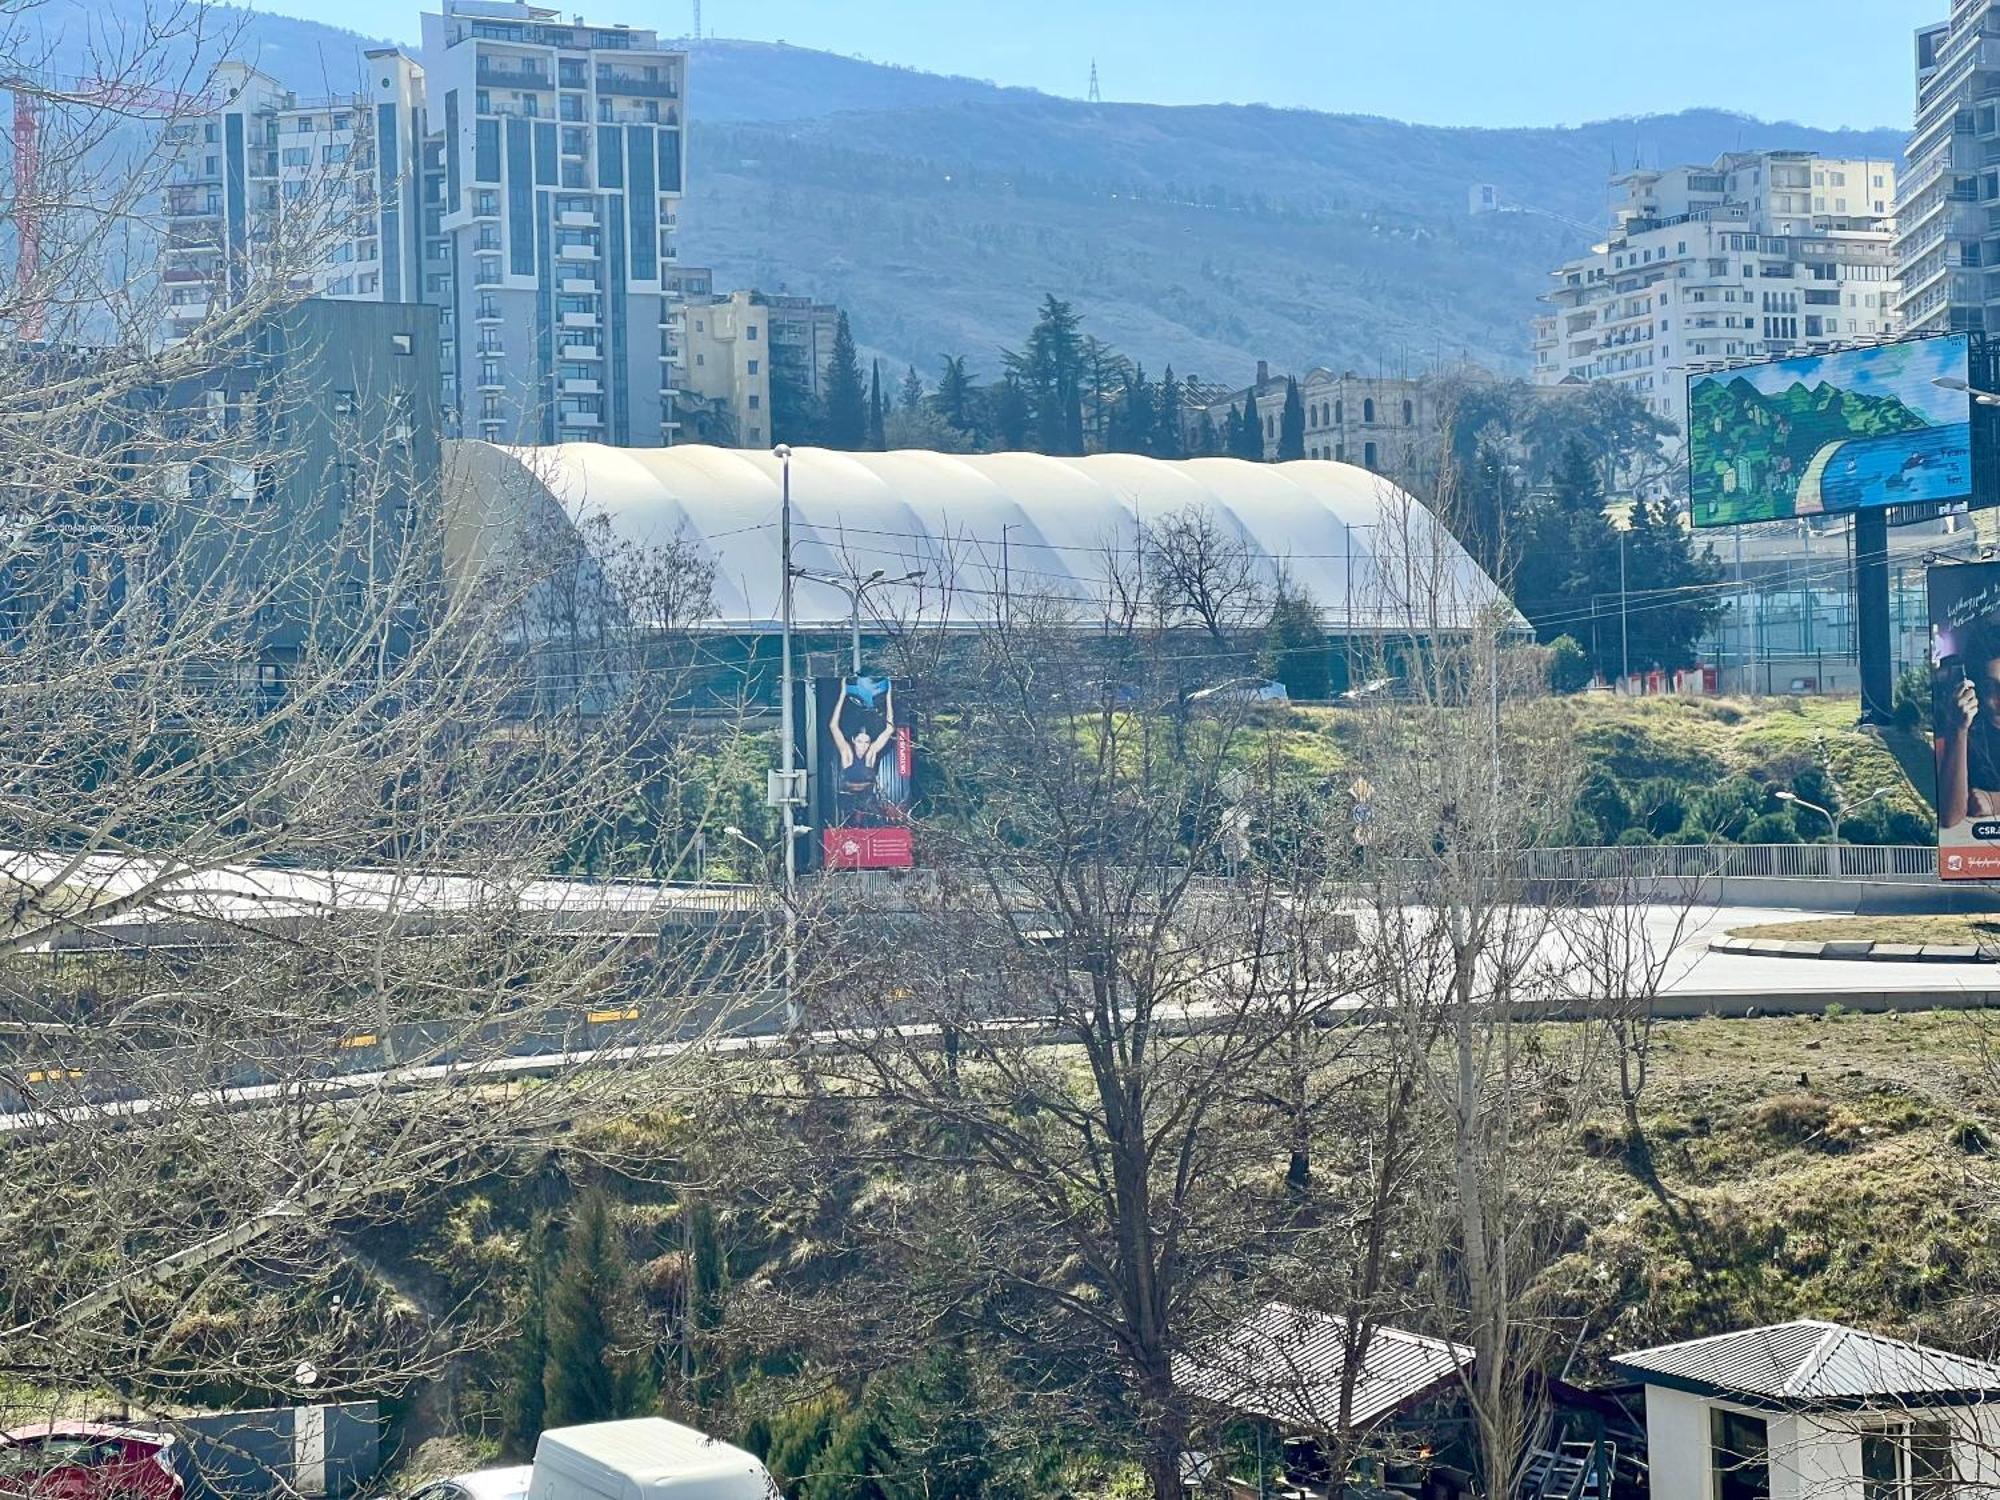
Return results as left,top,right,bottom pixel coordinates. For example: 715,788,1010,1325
6,73,214,341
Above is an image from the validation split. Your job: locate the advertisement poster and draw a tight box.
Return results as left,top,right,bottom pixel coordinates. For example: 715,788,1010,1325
1929,560,2000,880
814,674,916,870
1689,335,1973,527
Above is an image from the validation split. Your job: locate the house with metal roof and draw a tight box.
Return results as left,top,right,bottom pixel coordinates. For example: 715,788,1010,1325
1611,1320,2000,1500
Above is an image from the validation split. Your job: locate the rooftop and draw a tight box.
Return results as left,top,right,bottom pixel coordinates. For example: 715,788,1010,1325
1611,1321,2000,1411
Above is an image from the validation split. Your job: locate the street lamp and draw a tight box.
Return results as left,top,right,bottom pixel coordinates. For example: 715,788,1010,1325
1934,374,2000,409
793,565,925,674
1776,787,1890,878
773,445,801,1027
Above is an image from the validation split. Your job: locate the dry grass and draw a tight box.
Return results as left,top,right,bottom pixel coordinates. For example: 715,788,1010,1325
1724,915,2000,946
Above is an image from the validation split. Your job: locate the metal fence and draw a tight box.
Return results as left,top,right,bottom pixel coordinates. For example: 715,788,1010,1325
1517,843,1936,884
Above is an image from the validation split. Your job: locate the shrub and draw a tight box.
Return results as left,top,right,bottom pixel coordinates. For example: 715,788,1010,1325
1548,634,1592,694
1893,664,1928,731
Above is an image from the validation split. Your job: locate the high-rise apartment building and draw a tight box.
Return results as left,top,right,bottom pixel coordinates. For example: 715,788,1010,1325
161,52,428,344
167,0,688,448
1532,151,1900,434
420,0,687,447
1897,7,2000,335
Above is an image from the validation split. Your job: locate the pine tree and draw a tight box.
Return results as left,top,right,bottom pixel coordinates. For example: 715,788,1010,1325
898,365,925,413
821,313,868,450
1005,296,1087,454
1109,364,1155,455
542,1191,642,1428
1192,410,1219,456
868,359,887,450
1261,575,1331,700
989,373,1031,450
1277,376,1307,461
898,1346,993,1500
815,1383,905,1500
933,354,973,432
1231,399,1265,460
1152,365,1184,459
499,1218,553,1459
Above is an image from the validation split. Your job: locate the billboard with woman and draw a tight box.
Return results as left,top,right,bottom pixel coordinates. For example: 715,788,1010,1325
813,674,916,870
1929,560,2000,880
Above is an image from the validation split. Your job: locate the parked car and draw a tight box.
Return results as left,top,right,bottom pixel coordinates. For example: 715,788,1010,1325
0,1424,183,1500
1187,677,1291,704
401,1467,533,1500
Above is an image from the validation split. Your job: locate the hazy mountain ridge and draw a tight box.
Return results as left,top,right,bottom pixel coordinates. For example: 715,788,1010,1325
16,3,1912,386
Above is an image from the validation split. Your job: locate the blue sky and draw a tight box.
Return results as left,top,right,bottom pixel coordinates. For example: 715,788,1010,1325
1711,337,1972,425
256,0,1939,129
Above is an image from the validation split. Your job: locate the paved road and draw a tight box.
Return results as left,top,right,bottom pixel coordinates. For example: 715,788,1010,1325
1630,903,1997,999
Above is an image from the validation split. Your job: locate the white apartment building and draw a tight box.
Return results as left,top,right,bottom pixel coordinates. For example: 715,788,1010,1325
167,0,688,449
421,0,687,447
1532,151,1900,435
1897,5,2000,335
161,52,428,344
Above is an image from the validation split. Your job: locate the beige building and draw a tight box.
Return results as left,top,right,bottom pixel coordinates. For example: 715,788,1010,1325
1532,150,1899,435
1195,360,1462,488
680,290,772,448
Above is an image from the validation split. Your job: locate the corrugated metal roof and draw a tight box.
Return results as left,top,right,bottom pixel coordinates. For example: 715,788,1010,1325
1175,1301,1473,1433
444,442,1516,634
1611,1321,2000,1408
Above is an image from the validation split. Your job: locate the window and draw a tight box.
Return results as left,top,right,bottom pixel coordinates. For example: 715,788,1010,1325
391,332,414,356
1401,398,1413,425
1363,398,1376,423
747,323,759,340
283,147,310,167
1362,441,1377,469
748,393,760,409
747,359,759,375
1710,1410,1769,1500
1334,399,1343,423
1863,1421,1955,1500
333,389,357,417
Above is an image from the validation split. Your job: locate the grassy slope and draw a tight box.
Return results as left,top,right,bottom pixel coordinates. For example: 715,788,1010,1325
1234,693,1934,834
1559,1012,1999,1367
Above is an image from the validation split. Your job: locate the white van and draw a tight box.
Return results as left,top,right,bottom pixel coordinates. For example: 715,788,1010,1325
527,1421,777,1500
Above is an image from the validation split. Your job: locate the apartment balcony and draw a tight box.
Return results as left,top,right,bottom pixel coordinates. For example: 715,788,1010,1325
477,373,505,391
562,377,601,395
165,197,222,220
594,71,678,98
561,310,599,328
474,307,503,323
560,277,598,295
559,210,595,227
558,410,602,428
477,60,551,90
560,342,602,361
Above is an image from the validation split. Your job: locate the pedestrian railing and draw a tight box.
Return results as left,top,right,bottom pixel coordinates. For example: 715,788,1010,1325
1516,843,1936,884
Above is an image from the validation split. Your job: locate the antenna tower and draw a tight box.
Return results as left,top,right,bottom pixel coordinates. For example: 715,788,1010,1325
1088,59,1101,103
691,0,702,40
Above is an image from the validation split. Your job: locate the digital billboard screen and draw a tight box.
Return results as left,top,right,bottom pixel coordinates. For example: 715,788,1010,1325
1928,559,2000,880
1689,335,1973,528
813,674,916,871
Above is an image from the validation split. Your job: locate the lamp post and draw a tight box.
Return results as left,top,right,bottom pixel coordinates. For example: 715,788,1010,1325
1776,787,1890,879
793,566,925,674
774,444,800,1027
1934,374,2000,408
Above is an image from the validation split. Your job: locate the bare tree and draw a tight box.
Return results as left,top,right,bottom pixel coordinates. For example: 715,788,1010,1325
1143,504,1268,647
0,5,775,1441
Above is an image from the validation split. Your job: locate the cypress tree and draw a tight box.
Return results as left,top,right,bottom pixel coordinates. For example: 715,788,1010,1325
822,313,867,450
868,359,887,450
499,1218,553,1458
816,1384,904,1500
1153,365,1184,459
542,1191,641,1428
1277,376,1307,461
1232,399,1265,461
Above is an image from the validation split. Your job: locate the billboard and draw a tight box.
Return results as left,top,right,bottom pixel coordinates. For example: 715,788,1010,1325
1928,560,2000,880
813,674,916,870
1689,335,1973,528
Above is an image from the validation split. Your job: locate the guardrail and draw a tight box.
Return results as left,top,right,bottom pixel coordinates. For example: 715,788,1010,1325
1517,844,1936,884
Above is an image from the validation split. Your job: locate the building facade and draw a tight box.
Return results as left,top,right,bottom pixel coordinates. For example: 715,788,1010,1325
680,290,771,448
1532,151,1900,434
162,53,429,344
1194,360,1457,488
1897,6,2000,335
169,0,689,449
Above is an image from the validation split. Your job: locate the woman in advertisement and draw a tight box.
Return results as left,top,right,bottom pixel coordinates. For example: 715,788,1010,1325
829,678,898,826
1936,631,2000,832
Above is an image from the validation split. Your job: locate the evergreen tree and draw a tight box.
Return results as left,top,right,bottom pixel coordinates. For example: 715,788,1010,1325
542,1191,642,1428
1005,296,1087,454
989,373,1031,450
1192,409,1219,456
868,359,887,450
1230,399,1265,461
897,365,925,413
1108,364,1155,455
1512,439,1624,678
770,357,822,447
498,1218,553,1459
815,1383,905,1500
1152,365,1184,459
933,354,974,433
1261,575,1331,699
821,313,868,450
898,1345,993,1500
1277,376,1307,461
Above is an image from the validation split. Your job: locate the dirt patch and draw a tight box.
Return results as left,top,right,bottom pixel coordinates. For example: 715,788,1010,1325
1724,916,2000,946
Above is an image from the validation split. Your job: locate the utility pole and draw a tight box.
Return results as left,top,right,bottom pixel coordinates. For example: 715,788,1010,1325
1000,523,1014,628
776,445,798,1027
1619,526,1630,689
1088,60,1101,104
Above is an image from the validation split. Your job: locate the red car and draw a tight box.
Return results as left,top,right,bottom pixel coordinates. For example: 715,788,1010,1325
0,1425,183,1500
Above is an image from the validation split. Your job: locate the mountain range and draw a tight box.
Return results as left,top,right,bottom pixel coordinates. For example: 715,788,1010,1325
24,1,1912,388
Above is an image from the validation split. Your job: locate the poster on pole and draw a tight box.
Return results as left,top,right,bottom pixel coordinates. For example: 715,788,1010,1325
813,674,916,870
1928,560,2000,880
1688,335,1974,528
